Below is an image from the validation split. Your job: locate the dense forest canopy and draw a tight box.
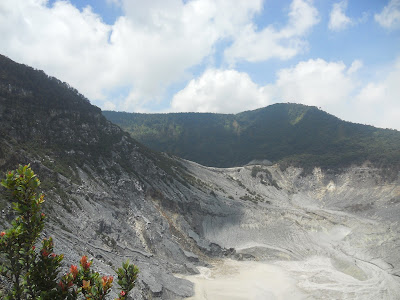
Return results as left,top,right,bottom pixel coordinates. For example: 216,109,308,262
1,53,398,176
103,104,400,173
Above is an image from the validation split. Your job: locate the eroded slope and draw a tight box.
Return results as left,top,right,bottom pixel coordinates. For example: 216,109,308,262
175,160,400,299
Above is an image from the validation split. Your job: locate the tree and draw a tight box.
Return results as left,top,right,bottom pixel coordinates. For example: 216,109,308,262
0,164,139,299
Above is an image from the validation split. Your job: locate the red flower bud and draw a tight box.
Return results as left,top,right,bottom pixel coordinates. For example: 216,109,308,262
120,290,126,296
80,255,87,266
70,265,78,278
80,255,91,270
0,232,5,237
51,253,56,258
101,276,107,286
32,246,36,250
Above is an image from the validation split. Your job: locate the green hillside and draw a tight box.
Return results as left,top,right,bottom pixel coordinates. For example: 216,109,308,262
103,104,400,173
0,54,149,183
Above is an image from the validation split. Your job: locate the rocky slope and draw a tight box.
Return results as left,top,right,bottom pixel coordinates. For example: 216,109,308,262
1,54,399,299
0,54,208,299
179,161,400,298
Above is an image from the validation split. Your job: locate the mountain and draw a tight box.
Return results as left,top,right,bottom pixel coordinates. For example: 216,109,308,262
1,54,400,299
103,105,400,174
0,54,201,298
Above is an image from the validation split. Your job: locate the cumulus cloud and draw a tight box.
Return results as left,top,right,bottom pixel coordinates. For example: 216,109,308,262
272,59,356,108
171,57,400,130
171,69,268,113
0,0,113,100
328,1,353,31
375,0,400,29
171,59,358,115
347,60,363,74
0,0,263,111
224,0,319,65
2,0,397,130
0,0,322,112
103,101,117,111
355,58,400,129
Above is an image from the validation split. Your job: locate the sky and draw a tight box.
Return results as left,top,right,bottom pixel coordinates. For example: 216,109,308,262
0,0,399,130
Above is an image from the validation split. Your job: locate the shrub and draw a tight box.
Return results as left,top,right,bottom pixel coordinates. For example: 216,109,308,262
0,164,139,299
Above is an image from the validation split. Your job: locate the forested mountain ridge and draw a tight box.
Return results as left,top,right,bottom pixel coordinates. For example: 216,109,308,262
103,105,400,173
0,53,208,298
1,54,400,299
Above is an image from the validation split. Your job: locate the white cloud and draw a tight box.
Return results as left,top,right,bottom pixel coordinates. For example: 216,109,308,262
375,0,400,29
272,59,356,108
0,0,263,111
224,0,320,65
171,69,268,113
282,0,320,37
0,0,113,100
103,101,117,111
355,58,400,129
0,0,322,112
2,0,397,131
171,59,358,115
347,60,363,74
266,59,362,126
328,1,353,31
172,57,400,130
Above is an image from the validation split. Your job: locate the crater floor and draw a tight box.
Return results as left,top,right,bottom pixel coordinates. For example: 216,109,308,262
176,162,400,299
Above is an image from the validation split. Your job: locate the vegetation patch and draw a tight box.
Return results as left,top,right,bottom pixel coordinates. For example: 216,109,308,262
103,103,400,175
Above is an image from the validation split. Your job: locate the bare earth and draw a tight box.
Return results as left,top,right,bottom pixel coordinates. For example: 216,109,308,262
180,259,306,300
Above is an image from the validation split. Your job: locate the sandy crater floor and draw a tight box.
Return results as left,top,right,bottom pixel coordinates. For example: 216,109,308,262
179,255,400,300
180,259,305,300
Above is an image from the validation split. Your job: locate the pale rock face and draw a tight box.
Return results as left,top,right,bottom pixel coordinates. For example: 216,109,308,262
2,136,399,298
173,161,400,299
1,102,399,298
0,54,399,298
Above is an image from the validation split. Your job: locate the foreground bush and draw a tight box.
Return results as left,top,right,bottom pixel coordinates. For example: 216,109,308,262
0,164,139,299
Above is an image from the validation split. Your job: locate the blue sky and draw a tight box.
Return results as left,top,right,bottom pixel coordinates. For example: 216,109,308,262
0,0,399,130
